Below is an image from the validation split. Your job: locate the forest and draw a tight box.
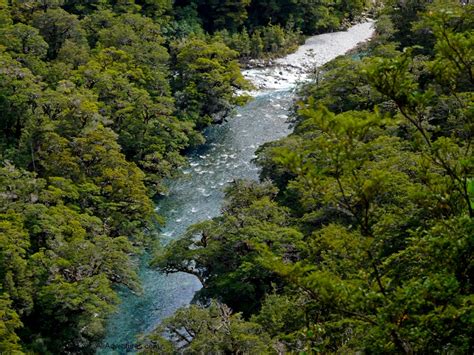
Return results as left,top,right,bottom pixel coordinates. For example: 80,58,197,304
0,0,472,353
0,0,370,352
152,1,474,353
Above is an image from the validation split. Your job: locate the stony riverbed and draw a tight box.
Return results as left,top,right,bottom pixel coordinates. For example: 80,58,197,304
243,21,374,91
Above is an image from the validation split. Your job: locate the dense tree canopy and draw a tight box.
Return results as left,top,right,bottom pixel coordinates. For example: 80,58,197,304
0,0,303,351
0,0,412,352
172,38,251,127
153,1,473,353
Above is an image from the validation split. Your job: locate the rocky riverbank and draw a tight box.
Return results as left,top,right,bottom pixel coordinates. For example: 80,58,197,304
242,21,375,91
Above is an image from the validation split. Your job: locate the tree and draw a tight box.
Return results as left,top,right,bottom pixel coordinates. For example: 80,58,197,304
173,38,251,128
154,180,303,315
198,0,250,32
75,45,197,192
32,8,85,59
0,162,147,353
144,301,276,354
0,51,41,158
0,294,23,353
0,23,49,64
365,2,473,217
26,205,139,352
0,212,32,315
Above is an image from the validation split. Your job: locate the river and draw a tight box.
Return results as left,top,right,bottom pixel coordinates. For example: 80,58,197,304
99,21,374,354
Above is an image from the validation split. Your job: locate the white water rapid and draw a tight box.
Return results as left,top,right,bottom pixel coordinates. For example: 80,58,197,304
99,20,374,355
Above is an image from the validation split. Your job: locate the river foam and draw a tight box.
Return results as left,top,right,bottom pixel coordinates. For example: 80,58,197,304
243,21,374,92
99,21,375,354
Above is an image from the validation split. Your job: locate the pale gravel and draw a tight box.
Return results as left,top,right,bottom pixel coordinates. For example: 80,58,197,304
242,21,375,93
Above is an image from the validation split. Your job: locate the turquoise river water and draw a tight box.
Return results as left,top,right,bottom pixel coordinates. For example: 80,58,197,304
99,20,374,354
98,90,294,354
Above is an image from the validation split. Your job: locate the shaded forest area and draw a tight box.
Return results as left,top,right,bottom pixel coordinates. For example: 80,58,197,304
0,0,372,353
153,1,474,353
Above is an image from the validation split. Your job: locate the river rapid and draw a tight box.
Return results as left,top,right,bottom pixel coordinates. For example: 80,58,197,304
99,21,374,354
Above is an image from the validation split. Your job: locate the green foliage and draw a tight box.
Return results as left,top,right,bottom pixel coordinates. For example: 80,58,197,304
175,0,372,37
172,38,251,128
0,294,23,353
155,2,474,353
0,0,411,352
154,180,303,315
215,24,304,60
198,0,251,32
245,0,369,34
364,3,473,217
251,293,307,342
0,162,147,352
2,0,357,349
144,301,276,354
162,3,204,39
383,0,435,48
32,8,85,60
297,54,387,115
0,0,184,349
0,213,32,315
